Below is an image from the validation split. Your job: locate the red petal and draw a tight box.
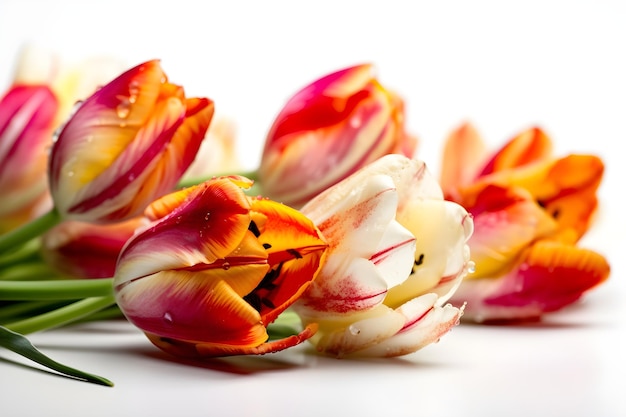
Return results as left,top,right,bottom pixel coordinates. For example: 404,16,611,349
145,323,317,358
479,127,552,176
485,240,610,312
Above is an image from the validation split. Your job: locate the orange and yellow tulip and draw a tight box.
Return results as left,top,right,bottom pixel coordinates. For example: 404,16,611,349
258,64,417,207
440,123,610,322
48,60,214,223
114,176,328,358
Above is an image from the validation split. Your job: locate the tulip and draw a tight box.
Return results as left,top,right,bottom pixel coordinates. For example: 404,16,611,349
257,64,418,207
49,59,214,223
440,123,610,322
293,154,473,357
0,84,58,234
113,176,328,358
40,217,144,278
0,45,129,235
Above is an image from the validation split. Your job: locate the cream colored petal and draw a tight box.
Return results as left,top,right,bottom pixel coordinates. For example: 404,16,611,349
387,199,473,308
354,295,463,357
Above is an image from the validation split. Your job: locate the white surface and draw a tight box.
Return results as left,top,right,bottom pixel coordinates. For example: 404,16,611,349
1,1,625,416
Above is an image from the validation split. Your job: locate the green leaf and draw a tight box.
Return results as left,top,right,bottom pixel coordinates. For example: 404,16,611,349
0,325,113,387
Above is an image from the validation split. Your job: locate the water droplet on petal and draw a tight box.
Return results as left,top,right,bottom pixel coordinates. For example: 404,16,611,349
348,325,360,336
222,262,230,270
349,115,362,129
467,261,476,274
128,80,140,103
204,213,211,220
163,312,173,324
116,97,131,119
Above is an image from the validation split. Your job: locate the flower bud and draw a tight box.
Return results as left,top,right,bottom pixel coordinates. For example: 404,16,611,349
258,64,417,207
49,60,214,223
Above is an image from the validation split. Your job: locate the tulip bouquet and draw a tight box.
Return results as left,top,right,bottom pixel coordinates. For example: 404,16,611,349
0,48,609,387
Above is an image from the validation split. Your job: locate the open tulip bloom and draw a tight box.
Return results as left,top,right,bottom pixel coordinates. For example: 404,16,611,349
293,154,474,357
440,123,610,322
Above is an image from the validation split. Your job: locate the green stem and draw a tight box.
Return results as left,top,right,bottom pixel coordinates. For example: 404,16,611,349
0,262,65,281
0,300,68,322
177,168,259,189
0,209,61,255
0,238,41,268
74,305,124,323
0,278,114,300
4,295,116,335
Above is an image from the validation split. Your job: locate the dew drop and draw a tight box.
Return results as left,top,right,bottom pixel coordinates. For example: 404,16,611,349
348,325,360,336
222,262,230,270
163,312,173,324
128,80,140,103
349,115,362,129
467,261,476,274
116,97,131,119
204,212,211,220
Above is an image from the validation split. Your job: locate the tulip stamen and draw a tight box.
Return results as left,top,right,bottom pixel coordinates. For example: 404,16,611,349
248,220,261,237
244,263,284,312
411,254,425,274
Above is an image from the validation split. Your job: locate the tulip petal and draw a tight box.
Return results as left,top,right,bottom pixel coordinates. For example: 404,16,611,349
369,220,417,290
117,271,268,346
146,323,318,358
355,295,463,357
129,97,214,217
310,304,405,357
386,199,474,307
300,174,404,313
266,64,376,142
478,127,552,176
246,198,328,323
41,217,143,278
465,185,557,279
0,85,57,227
259,65,416,207
510,154,603,238
439,122,487,198
50,60,167,206
115,178,253,284
453,240,610,322
49,60,213,222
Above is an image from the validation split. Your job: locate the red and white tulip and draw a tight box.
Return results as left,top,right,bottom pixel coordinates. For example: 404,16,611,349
294,154,473,357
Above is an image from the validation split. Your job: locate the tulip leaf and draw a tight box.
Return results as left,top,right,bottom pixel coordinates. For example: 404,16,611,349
0,325,113,387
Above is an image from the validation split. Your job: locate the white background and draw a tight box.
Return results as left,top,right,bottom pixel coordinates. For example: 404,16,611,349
1,1,625,416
